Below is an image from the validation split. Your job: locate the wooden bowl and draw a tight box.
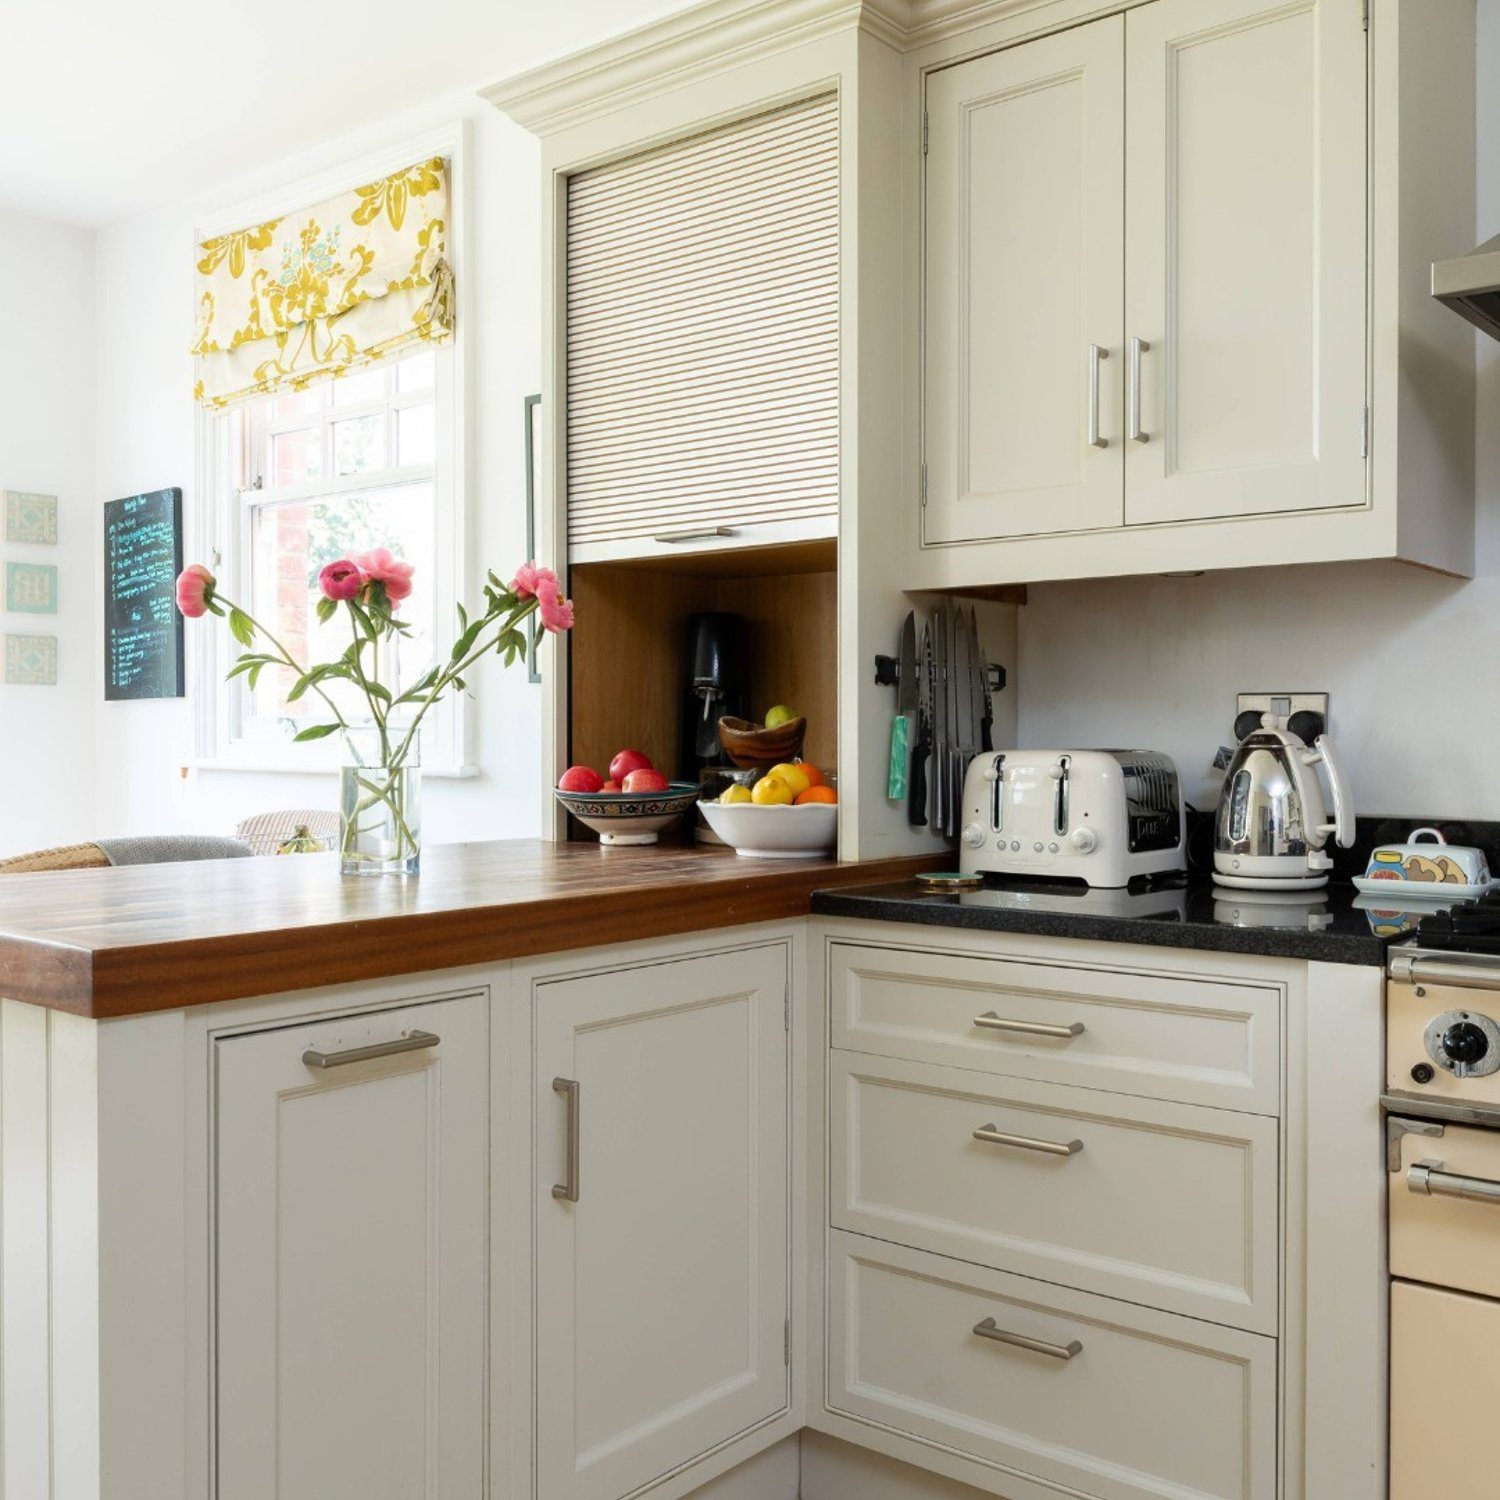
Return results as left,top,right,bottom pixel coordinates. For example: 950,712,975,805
716,715,807,770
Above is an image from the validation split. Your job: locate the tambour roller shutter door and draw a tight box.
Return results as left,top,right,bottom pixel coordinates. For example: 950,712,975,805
565,93,840,551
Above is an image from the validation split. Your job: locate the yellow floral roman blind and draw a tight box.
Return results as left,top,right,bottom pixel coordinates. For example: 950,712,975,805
191,157,454,408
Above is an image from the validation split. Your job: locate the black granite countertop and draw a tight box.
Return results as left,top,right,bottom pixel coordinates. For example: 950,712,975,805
812,872,1434,966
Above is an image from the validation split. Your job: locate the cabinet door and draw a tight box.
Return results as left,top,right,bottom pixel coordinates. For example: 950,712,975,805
535,945,790,1500
215,994,488,1500
1391,1281,1500,1500
923,16,1124,543
1123,0,1367,526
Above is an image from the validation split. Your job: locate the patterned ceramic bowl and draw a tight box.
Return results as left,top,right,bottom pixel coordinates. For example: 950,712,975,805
554,783,701,846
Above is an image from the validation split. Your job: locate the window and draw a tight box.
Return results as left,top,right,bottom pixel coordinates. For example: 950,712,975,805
202,345,463,768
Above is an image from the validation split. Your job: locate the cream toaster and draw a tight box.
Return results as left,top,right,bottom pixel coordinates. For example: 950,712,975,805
959,750,1186,888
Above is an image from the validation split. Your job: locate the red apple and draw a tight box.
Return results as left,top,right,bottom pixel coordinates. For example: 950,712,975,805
609,748,653,783
622,768,670,794
558,765,604,793
600,779,622,793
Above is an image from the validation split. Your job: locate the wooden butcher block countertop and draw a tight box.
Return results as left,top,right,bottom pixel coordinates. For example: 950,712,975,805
0,839,928,1018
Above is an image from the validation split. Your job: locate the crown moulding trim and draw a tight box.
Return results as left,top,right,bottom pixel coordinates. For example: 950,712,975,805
480,0,1050,135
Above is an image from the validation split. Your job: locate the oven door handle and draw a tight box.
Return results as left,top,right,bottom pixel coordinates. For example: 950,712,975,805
1408,1158,1500,1205
1390,954,1500,992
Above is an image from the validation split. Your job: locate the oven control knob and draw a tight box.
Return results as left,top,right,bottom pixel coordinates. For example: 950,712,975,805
961,822,986,850
1410,1062,1435,1085
1441,1022,1489,1067
1069,827,1098,854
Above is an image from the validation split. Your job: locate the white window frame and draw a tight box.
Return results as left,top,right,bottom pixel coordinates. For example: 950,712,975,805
189,120,473,777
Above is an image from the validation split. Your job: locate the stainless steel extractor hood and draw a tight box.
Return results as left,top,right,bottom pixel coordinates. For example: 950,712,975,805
1432,233,1500,342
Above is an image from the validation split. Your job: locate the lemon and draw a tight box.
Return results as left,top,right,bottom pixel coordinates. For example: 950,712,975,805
720,784,752,805
767,762,811,797
750,775,795,806
764,704,798,728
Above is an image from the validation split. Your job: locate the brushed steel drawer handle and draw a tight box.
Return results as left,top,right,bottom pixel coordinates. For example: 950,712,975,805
973,1317,1082,1361
553,1077,581,1203
301,1030,439,1069
654,526,736,543
973,1124,1083,1157
1408,1158,1500,1205
975,1012,1085,1040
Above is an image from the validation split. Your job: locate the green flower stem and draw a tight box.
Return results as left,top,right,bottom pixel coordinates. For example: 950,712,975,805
211,590,352,732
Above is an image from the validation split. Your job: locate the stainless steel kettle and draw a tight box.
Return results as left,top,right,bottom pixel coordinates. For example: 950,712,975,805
1213,714,1353,887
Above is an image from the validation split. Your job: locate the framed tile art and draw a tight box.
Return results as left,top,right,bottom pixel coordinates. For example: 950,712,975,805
3,491,58,545
5,561,57,614
4,634,57,685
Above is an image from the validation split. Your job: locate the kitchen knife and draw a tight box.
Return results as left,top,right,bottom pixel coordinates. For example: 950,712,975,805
954,605,975,829
886,611,917,800
909,621,932,827
966,608,987,760
943,599,960,836
931,605,949,835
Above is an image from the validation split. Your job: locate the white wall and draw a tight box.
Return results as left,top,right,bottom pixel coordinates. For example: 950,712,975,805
1018,0,1499,819
0,208,97,857
90,93,546,845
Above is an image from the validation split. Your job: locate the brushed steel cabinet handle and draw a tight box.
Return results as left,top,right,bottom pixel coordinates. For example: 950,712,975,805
553,1077,581,1202
975,1012,1085,1040
1087,344,1109,449
302,1030,439,1069
973,1317,1082,1361
654,526,736,544
973,1124,1083,1157
1408,1158,1500,1205
1128,336,1151,443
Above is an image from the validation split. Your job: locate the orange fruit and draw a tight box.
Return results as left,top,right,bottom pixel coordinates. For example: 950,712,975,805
797,762,824,787
795,786,837,805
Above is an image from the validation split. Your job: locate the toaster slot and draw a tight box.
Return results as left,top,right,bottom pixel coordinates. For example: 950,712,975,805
1054,755,1071,837
987,754,1006,833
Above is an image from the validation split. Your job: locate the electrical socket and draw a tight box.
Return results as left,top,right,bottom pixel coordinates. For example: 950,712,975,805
1235,691,1330,731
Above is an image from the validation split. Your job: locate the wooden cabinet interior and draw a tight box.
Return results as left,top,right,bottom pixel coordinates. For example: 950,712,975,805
567,539,837,816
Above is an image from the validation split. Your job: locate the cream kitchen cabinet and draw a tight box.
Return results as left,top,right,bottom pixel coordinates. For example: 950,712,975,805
214,993,490,1500
915,0,1475,584
532,942,793,1500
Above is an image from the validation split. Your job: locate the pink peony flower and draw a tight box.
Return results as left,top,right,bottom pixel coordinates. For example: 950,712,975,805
536,576,575,634
510,559,559,601
318,558,364,601
175,563,216,618
351,547,415,605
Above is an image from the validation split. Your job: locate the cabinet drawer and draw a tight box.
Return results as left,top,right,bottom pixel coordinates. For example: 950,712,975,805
830,942,1280,1114
827,1231,1277,1500
1390,1120,1500,1300
830,1053,1278,1332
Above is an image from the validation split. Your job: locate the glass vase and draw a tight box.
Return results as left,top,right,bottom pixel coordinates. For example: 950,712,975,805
340,727,422,876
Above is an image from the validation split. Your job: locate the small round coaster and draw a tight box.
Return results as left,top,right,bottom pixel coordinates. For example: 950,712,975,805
914,871,983,893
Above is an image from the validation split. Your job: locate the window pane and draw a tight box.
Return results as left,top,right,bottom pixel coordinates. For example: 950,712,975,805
273,387,322,420
333,367,386,407
272,427,322,484
247,485,436,726
334,415,385,476
398,402,436,466
397,350,435,392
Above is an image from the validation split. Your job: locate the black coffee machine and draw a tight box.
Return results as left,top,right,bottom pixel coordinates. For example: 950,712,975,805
680,613,747,777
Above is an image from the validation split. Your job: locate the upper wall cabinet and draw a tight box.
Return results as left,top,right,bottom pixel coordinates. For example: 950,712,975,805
563,95,840,565
913,0,1476,586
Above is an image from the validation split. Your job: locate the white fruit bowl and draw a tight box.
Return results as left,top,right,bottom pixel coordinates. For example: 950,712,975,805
698,800,838,858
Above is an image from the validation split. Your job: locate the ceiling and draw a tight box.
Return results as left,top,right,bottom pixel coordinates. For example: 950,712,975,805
1,0,694,228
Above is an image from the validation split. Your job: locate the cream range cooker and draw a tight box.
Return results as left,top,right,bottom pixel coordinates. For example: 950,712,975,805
1384,900,1500,1500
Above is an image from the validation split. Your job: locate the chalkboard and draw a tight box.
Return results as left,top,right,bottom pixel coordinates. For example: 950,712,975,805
104,488,185,701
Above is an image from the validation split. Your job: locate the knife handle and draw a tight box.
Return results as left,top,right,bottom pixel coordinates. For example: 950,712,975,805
909,732,929,827
980,712,994,754
887,715,910,801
